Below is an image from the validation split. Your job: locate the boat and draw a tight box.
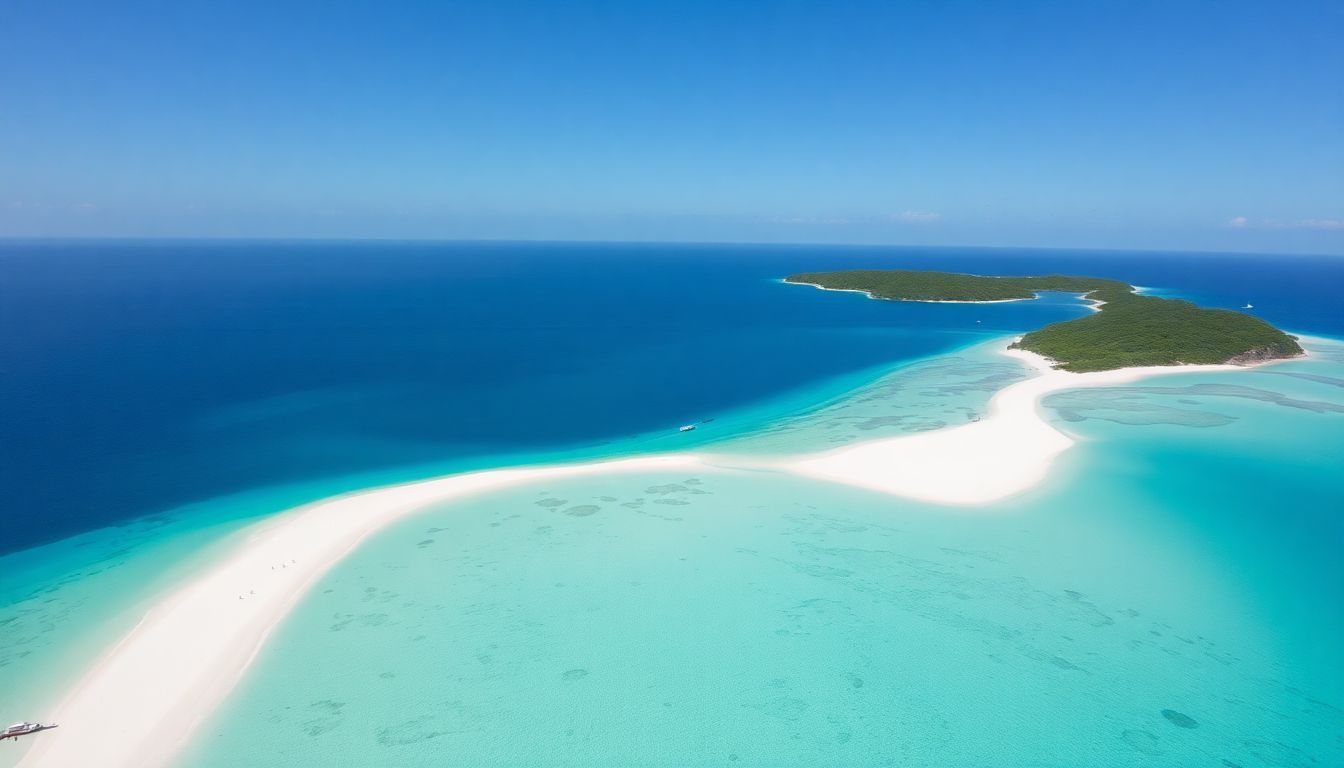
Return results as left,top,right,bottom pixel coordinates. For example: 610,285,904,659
2,721,57,741
679,424,697,433
1242,303,1254,309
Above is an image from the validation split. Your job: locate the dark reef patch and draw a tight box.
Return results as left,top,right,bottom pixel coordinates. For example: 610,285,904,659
1161,709,1199,728
376,717,450,746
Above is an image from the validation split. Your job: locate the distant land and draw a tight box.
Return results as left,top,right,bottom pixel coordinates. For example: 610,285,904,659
785,269,1304,372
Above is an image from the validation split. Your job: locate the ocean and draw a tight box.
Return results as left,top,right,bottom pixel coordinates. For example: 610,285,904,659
1,241,1341,766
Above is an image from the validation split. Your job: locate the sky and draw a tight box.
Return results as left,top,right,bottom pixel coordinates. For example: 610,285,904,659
1,0,1341,253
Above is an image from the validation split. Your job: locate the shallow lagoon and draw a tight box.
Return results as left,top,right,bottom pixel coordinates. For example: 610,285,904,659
179,340,1344,767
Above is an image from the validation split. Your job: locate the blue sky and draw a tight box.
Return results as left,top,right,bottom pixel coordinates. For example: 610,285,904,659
2,0,1341,253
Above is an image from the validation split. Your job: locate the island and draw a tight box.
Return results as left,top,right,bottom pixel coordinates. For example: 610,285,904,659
785,269,1303,372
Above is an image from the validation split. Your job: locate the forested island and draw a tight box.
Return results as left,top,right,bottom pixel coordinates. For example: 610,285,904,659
785,269,1303,372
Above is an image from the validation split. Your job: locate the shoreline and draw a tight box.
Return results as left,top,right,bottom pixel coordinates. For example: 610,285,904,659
781,345,1260,504
15,454,703,768
14,339,1304,768
786,277,1121,313
786,279,1030,304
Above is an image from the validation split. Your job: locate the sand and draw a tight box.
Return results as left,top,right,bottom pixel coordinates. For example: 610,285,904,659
15,455,703,768
785,348,1242,503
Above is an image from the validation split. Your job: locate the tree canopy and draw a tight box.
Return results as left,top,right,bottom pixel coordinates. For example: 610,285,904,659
785,269,1302,372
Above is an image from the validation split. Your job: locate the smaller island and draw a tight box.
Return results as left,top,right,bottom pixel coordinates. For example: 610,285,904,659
785,269,1303,372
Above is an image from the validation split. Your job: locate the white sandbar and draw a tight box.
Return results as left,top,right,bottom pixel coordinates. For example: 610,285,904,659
16,454,702,768
18,341,1292,767
785,347,1244,504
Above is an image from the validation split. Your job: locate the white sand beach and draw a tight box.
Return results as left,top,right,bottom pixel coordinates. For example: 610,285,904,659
785,348,1243,503
15,455,702,768
16,343,1279,768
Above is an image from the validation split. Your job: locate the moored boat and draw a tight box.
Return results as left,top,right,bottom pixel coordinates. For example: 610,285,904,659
2,721,57,741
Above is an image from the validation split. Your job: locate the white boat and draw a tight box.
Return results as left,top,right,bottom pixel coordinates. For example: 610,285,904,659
679,424,697,433
1242,303,1254,309
1,721,56,741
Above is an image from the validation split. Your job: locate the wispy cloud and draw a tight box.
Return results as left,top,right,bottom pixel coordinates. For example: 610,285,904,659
1296,218,1344,231
1226,215,1344,231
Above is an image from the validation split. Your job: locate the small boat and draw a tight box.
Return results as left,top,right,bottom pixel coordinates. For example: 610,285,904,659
2,722,57,741
1242,303,1254,309
679,424,697,433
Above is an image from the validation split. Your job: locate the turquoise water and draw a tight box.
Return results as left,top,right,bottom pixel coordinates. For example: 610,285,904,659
171,338,1344,767
0,332,1011,767
3,244,1342,766
714,336,1034,455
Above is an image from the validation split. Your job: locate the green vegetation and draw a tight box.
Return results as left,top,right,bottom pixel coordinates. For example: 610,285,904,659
785,269,1303,372
785,269,1132,303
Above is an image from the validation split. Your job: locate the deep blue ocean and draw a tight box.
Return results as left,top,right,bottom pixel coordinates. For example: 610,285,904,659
2,240,1342,555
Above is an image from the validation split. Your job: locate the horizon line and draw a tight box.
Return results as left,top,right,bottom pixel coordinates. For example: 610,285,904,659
0,235,1341,260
